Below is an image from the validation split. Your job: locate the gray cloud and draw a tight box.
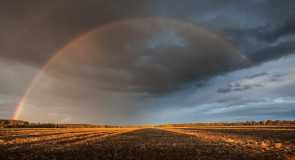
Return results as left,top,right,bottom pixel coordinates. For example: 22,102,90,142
217,82,262,93
39,19,249,95
222,27,295,65
1,1,295,124
223,16,295,44
246,72,269,79
1,1,294,70
217,87,231,93
258,17,295,42
0,0,154,67
250,40,295,64
270,74,284,82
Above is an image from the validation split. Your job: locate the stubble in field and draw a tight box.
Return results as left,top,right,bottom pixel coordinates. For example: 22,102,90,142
1,127,294,159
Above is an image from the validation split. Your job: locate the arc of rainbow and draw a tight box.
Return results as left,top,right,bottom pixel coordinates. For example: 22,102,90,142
13,17,252,120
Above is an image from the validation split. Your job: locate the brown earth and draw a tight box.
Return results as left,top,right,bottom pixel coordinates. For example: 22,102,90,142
1,127,294,160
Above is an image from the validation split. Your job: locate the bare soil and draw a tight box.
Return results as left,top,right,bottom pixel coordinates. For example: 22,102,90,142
1,127,294,159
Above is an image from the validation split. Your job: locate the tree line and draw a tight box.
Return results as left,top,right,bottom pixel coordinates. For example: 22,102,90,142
0,119,294,128
157,120,295,127
0,119,118,128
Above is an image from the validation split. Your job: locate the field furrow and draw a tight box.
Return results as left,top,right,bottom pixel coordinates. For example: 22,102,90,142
162,127,295,159
1,127,294,160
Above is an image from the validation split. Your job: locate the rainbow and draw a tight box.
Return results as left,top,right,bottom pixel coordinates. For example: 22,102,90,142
13,17,252,120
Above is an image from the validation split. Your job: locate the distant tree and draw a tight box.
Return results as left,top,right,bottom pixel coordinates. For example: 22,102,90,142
260,120,266,125
266,120,273,125
245,121,250,125
275,120,282,125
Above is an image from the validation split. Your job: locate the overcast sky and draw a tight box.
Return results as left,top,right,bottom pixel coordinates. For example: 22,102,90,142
0,0,294,125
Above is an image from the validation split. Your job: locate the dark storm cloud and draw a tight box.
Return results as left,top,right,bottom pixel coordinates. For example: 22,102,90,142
224,23,295,63
0,0,294,125
222,17,295,64
250,40,295,64
207,1,295,64
1,0,295,90
0,0,153,67
223,16,295,43
258,17,295,42
40,19,249,95
1,0,295,68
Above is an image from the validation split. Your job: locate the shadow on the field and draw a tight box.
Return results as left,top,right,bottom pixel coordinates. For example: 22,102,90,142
3,132,106,149
2,128,287,160
41,128,279,160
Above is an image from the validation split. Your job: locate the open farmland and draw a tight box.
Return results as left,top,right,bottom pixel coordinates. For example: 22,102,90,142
1,127,294,159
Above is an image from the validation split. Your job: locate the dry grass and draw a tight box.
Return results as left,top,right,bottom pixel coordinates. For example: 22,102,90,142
1,126,294,159
162,126,295,159
1,128,137,159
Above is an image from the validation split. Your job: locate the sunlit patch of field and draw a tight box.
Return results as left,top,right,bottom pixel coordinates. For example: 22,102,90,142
162,126,295,159
0,128,137,159
1,127,295,159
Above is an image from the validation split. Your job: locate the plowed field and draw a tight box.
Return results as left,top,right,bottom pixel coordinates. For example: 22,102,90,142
1,127,294,159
